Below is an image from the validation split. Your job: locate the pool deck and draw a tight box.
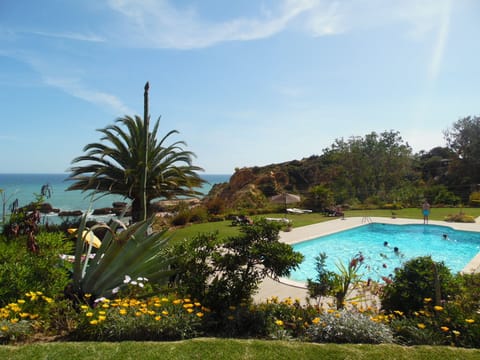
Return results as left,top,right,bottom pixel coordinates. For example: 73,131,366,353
253,216,480,305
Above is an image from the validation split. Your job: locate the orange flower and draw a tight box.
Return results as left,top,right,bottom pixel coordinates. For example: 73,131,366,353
440,326,449,332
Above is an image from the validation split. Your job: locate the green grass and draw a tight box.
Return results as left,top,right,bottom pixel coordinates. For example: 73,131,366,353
167,208,480,243
2,339,480,359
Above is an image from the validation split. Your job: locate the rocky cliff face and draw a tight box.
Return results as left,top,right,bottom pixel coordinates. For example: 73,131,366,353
203,156,326,209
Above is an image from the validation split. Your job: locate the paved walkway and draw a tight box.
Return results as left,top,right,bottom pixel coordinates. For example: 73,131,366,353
253,216,480,305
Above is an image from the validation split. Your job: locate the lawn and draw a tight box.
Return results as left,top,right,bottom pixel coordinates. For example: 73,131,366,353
1,339,479,360
167,207,480,242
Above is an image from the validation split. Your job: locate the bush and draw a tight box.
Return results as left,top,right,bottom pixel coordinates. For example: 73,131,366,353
306,309,394,344
469,191,480,207
381,256,459,315
0,232,73,306
444,212,476,223
71,295,204,341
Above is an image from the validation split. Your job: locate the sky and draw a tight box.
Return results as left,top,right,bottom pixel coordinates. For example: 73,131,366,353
1,0,479,175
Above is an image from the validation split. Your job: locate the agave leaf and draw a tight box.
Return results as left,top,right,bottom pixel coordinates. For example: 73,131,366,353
76,217,175,299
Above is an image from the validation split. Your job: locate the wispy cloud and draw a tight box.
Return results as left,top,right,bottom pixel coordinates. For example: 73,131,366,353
27,30,105,42
427,0,451,81
43,76,132,115
105,0,454,50
107,0,315,48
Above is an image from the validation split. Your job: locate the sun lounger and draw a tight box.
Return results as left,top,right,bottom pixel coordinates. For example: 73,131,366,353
286,208,312,214
265,217,291,224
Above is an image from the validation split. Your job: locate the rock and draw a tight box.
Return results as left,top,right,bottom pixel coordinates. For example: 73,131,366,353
92,207,113,215
58,210,83,217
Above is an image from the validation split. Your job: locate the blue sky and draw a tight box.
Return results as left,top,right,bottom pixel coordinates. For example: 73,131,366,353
1,0,479,175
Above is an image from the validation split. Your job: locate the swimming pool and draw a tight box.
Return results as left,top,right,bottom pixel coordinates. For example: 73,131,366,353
288,223,480,283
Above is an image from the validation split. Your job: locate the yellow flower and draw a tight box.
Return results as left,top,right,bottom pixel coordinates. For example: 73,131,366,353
229,306,236,311
101,304,110,309
194,302,201,307
434,306,443,312
85,312,93,317
452,330,460,336
424,298,432,303
17,299,25,304
275,320,284,326
173,299,182,305
196,312,204,318
10,318,18,324
19,312,29,318
184,298,191,303
417,323,426,329
161,297,169,302
98,311,106,315
465,319,475,324
98,315,106,322
440,326,449,332
1,325,9,332
186,308,194,313
312,317,320,325
162,310,169,316
155,316,161,321
119,309,127,315
227,315,235,321
80,305,89,310
394,310,404,316
89,320,98,325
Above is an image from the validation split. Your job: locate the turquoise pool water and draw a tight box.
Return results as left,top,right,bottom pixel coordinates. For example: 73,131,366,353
289,223,480,283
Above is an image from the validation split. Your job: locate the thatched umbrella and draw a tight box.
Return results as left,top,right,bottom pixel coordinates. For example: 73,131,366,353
270,193,301,211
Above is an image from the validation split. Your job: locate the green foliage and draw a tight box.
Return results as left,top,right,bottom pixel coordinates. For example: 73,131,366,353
307,252,335,304
381,256,459,315
307,252,365,309
68,215,174,303
306,310,394,344
444,212,476,223
171,220,303,313
304,185,334,211
469,191,480,207
67,115,205,222
0,232,72,306
70,295,204,341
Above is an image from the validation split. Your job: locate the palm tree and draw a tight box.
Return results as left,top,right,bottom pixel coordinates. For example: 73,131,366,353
67,115,205,222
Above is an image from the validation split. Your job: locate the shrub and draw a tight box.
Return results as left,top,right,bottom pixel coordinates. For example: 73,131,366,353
469,191,480,207
71,295,204,341
381,256,459,315
0,231,73,306
0,291,78,343
306,309,394,344
388,297,480,347
444,212,476,223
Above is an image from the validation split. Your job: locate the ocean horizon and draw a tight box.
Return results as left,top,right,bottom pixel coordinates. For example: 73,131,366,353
0,173,231,214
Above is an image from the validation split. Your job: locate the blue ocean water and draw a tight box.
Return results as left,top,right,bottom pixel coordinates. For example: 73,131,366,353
290,223,480,283
0,173,230,212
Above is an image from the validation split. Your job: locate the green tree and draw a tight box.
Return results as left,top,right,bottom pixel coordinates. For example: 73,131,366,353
321,131,413,203
67,116,205,222
381,256,459,315
444,116,480,201
171,220,304,312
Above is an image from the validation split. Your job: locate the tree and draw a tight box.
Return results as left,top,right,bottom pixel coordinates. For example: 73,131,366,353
171,219,304,312
67,115,205,222
444,116,480,200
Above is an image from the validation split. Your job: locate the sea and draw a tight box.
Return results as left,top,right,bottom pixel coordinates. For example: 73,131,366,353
0,173,230,222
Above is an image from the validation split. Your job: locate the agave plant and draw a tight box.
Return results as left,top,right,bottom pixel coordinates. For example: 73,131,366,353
69,215,175,303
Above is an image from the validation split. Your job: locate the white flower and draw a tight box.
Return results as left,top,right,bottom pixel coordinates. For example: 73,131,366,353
112,287,120,294
94,297,107,304
130,281,137,286
123,275,131,284
138,282,144,288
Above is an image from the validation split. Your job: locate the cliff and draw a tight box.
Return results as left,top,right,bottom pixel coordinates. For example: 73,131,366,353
203,155,327,209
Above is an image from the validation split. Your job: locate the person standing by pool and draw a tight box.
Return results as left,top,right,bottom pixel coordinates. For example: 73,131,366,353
422,200,430,224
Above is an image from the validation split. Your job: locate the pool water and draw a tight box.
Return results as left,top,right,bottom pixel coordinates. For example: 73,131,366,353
289,223,480,283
